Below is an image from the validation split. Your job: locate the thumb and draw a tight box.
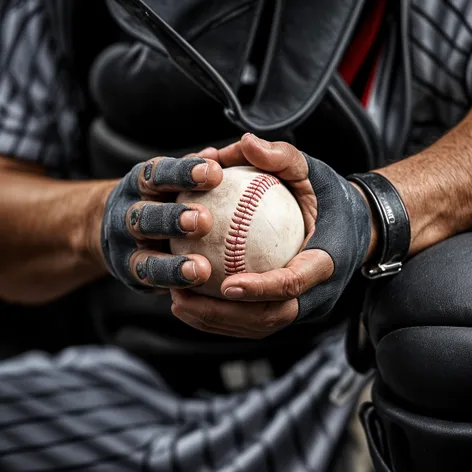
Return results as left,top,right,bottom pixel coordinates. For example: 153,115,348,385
240,134,308,181
220,249,334,301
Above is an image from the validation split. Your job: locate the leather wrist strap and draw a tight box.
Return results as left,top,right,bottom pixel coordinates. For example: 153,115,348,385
347,172,411,279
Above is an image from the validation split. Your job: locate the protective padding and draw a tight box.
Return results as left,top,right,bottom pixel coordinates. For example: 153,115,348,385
364,233,472,413
376,326,472,414
361,380,472,472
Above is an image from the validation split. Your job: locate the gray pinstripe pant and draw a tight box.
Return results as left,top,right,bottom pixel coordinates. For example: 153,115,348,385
0,333,367,472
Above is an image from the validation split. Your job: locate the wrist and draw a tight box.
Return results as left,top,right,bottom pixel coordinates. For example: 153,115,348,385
72,180,117,274
348,172,411,279
350,182,380,264
375,164,447,256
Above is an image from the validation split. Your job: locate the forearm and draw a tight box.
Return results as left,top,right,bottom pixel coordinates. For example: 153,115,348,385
371,110,472,258
0,157,116,304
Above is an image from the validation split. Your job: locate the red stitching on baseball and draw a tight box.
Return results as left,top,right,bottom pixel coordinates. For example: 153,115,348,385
224,174,280,275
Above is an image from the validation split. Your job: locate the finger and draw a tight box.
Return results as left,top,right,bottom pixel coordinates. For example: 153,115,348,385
171,310,257,339
170,289,297,333
239,133,308,181
129,251,211,289
138,156,223,196
221,249,334,301
209,140,250,168
126,202,212,240
183,147,219,160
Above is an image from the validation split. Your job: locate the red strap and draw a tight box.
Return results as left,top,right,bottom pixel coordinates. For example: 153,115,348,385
338,0,387,86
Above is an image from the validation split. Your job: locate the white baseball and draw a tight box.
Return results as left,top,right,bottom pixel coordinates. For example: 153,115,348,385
171,166,305,298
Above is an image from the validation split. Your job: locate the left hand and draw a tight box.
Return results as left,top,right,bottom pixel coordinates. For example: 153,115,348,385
170,133,373,339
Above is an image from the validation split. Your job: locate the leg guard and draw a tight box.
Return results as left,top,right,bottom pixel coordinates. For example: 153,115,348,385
361,233,472,472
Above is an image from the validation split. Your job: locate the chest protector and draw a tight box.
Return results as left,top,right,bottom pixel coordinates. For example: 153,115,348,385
44,0,412,359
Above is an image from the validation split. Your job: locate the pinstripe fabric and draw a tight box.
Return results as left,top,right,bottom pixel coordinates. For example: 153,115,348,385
0,0,83,176
407,0,472,154
0,334,360,471
0,1,471,471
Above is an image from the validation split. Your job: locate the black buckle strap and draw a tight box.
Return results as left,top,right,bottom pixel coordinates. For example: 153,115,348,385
348,172,410,279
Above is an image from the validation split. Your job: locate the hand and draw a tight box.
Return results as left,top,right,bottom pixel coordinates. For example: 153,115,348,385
99,150,223,292
170,133,373,338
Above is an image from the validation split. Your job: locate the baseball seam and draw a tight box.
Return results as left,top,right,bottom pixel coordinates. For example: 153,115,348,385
224,174,280,276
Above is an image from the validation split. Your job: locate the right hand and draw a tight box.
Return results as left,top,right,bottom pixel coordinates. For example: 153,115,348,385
99,151,223,292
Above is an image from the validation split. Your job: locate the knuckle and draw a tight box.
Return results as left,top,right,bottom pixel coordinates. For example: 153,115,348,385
274,142,296,160
198,307,219,326
279,141,296,155
253,278,266,298
140,157,169,190
171,301,185,317
187,202,206,213
283,271,304,299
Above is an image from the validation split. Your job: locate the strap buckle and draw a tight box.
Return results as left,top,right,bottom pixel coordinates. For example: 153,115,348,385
362,261,403,279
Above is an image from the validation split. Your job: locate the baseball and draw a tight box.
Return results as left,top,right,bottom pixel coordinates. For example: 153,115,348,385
170,166,306,298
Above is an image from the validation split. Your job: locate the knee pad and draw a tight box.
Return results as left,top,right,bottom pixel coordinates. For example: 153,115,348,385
361,380,472,472
360,233,472,471
364,233,472,414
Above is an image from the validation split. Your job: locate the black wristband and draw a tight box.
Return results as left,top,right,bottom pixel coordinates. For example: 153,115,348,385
347,172,411,279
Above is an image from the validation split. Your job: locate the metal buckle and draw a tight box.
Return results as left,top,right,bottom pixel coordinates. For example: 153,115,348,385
361,261,403,280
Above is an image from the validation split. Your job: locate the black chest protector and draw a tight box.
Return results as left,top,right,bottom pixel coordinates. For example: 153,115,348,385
36,0,412,360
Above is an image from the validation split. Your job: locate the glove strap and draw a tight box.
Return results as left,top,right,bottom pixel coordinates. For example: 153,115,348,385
347,172,411,279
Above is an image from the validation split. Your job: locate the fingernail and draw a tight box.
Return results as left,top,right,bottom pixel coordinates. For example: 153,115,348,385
252,135,271,149
130,208,140,226
180,210,199,232
144,163,153,181
136,260,147,280
181,261,199,282
224,287,246,299
192,163,209,184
